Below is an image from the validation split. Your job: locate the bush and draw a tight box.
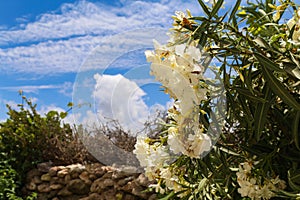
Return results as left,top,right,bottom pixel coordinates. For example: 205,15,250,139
0,95,96,198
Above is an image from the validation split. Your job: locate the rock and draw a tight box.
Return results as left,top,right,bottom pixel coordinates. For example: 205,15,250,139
101,188,118,200
79,171,92,185
112,171,127,180
121,181,148,198
33,176,42,184
41,173,51,181
132,185,148,199
50,183,63,190
70,171,80,179
123,194,137,200
101,171,113,179
79,193,101,200
121,181,135,193
135,173,150,187
90,178,115,193
48,166,60,176
57,169,69,177
64,174,71,182
66,179,90,195
51,177,65,185
117,176,135,187
26,182,36,191
37,162,53,173
37,183,51,193
46,190,58,199
88,164,105,178
26,169,41,181
58,187,72,196
67,164,85,173
88,173,97,181
23,162,156,200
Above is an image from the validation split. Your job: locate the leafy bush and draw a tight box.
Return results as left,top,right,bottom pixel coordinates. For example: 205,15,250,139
0,95,96,198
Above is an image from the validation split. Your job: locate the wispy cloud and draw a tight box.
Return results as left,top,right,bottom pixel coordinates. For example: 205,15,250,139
0,0,202,75
0,82,73,94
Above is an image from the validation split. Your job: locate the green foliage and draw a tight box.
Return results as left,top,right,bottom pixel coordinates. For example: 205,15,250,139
153,0,300,199
0,155,21,200
0,95,96,199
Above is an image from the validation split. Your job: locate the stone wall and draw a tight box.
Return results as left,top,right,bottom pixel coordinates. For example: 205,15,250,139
23,163,156,200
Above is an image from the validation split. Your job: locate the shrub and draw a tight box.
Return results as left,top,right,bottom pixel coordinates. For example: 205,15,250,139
0,95,96,198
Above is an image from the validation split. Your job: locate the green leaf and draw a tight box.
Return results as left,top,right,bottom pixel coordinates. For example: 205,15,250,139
253,86,272,141
47,111,58,118
159,191,175,200
293,111,300,150
285,63,300,80
211,0,224,17
67,102,74,107
228,0,241,23
218,146,241,156
254,52,284,72
255,53,300,110
235,87,268,103
189,16,207,21
60,112,67,119
288,170,300,191
198,0,211,18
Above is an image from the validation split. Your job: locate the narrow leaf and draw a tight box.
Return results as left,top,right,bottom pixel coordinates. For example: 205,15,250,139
235,87,268,103
255,53,300,110
229,0,241,22
254,52,284,72
288,170,300,191
253,86,272,141
211,0,224,17
293,111,300,150
198,0,211,17
159,191,175,200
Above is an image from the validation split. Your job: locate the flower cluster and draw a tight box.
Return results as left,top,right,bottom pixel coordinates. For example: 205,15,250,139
236,161,286,200
133,1,300,199
133,10,213,196
142,10,212,160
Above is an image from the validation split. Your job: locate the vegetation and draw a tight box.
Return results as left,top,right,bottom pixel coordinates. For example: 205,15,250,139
133,0,300,199
0,94,96,199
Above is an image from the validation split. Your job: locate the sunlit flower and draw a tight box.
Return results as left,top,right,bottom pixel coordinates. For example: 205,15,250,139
133,136,149,167
287,8,300,42
236,161,285,200
149,182,166,194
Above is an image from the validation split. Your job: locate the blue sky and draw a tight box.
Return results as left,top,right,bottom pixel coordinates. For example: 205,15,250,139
0,0,237,132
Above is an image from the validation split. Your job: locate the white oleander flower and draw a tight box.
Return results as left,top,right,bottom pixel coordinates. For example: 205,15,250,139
133,136,149,167
236,161,286,199
167,127,185,155
185,132,211,158
149,182,166,194
168,126,211,158
148,143,170,167
287,9,300,42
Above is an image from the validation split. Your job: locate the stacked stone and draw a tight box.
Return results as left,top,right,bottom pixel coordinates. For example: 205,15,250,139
24,163,156,200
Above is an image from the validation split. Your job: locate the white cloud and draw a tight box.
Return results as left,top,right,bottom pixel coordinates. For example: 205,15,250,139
72,73,170,134
93,73,149,133
0,0,202,75
0,82,73,95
